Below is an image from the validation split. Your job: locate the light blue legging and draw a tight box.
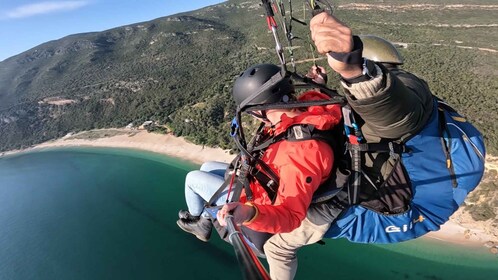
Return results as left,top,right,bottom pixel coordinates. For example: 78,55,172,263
184,161,232,218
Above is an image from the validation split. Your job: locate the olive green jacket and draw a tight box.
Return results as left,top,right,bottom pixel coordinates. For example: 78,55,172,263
340,63,434,202
342,63,434,141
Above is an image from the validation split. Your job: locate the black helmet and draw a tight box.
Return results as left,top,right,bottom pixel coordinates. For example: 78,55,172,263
360,35,404,65
232,64,294,110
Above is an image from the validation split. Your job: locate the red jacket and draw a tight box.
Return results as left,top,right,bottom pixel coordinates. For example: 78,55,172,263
241,91,342,233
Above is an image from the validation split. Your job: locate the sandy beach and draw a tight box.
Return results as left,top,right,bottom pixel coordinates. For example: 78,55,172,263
19,129,235,165
3,128,497,253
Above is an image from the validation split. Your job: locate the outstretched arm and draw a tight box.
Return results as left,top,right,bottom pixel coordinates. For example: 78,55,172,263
310,12,433,139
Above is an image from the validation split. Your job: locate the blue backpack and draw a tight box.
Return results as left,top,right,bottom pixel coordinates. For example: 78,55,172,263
323,99,486,243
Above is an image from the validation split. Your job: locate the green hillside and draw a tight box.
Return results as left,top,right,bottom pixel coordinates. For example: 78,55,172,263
0,0,497,155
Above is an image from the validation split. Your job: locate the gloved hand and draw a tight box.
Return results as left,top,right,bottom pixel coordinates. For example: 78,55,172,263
217,202,256,227
310,12,362,79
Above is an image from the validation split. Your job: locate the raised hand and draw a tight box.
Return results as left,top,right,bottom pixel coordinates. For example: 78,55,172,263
310,12,362,79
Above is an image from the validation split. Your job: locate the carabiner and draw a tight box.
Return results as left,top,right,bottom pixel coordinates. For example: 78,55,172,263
230,117,239,137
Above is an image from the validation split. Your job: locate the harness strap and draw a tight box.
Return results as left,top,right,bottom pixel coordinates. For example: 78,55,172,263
206,178,230,208
246,97,345,112
252,138,276,152
239,158,255,201
205,156,256,208
249,126,316,204
252,159,279,204
206,156,242,207
345,142,407,154
437,104,457,187
342,105,362,205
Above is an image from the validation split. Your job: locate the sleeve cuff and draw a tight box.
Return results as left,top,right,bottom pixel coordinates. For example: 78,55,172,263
243,202,259,225
340,64,383,100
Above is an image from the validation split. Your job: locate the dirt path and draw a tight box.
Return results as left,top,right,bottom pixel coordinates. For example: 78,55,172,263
380,22,498,29
339,3,498,11
393,41,498,53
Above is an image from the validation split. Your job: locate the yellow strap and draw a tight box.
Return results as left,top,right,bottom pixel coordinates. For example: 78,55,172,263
452,116,466,122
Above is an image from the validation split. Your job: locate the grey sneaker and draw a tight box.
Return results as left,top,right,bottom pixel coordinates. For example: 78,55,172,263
177,217,212,242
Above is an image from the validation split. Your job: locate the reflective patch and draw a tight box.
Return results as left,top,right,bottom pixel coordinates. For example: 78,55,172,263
293,126,304,140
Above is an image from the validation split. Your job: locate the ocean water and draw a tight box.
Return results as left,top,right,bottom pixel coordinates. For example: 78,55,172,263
0,148,496,280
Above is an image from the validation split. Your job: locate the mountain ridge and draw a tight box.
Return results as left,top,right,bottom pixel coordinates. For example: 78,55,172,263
0,0,496,153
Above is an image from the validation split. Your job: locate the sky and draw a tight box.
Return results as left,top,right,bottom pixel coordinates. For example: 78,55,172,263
0,0,226,61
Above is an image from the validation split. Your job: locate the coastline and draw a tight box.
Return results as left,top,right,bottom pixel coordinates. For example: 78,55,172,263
3,128,235,165
2,128,497,253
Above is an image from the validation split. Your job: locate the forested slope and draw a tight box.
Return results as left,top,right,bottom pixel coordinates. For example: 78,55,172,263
0,0,496,154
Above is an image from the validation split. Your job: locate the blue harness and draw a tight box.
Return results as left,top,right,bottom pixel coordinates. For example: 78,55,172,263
324,99,486,243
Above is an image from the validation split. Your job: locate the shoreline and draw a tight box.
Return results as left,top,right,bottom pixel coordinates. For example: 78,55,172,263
2,129,235,165
2,128,497,253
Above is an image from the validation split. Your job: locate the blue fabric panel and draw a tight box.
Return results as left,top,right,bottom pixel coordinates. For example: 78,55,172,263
324,100,485,243
325,205,441,243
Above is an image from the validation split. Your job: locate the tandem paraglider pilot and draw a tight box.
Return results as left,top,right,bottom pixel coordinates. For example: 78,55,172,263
176,11,485,280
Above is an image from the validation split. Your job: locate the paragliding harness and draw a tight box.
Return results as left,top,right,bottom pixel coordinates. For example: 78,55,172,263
323,98,485,243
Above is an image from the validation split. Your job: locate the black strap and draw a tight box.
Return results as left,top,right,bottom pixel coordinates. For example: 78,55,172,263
246,97,346,112
328,36,364,65
251,137,276,153
251,124,331,151
206,177,231,207
344,141,408,205
437,105,457,187
346,142,407,154
252,159,279,204
341,105,362,205
205,156,254,207
348,149,361,205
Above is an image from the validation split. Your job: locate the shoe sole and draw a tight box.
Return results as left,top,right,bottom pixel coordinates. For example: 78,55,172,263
176,220,209,242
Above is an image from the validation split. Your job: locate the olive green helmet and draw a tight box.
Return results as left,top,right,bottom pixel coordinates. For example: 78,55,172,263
360,35,404,65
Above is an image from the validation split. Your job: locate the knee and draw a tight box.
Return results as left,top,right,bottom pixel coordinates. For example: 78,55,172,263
200,161,229,174
185,170,204,187
264,237,286,258
200,161,223,170
263,240,276,258
200,162,216,171
264,238,298,266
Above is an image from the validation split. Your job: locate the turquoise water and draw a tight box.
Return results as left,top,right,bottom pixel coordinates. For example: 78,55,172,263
0,148,496,280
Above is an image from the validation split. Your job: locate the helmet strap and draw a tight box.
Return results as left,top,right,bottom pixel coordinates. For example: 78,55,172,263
248,110,270,123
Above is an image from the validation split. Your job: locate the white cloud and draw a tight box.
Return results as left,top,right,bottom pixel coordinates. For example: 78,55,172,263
4,1,89,19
